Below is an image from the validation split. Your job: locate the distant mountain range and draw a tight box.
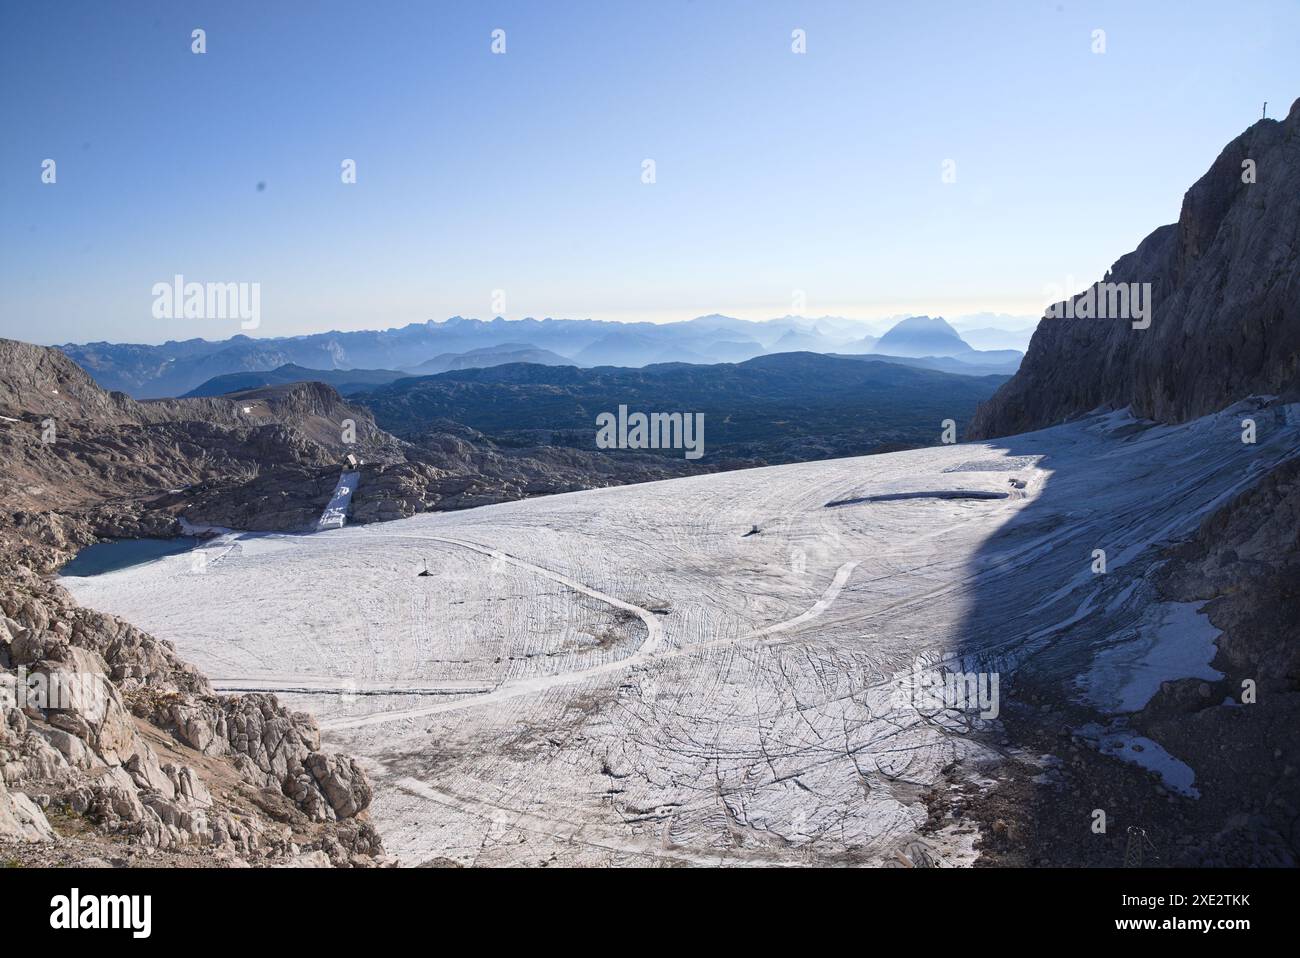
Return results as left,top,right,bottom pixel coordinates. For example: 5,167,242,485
406,342,572,375
182,364,409,397
351,351,1008,463
947,313,1040,352
60,313,1028,399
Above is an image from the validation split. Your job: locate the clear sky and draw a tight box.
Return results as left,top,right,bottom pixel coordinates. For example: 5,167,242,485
1,0,1297,345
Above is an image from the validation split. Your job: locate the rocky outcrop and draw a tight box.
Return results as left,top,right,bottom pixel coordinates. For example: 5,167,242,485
0,774,55,842
1,564,386,866
970,97,1300,439
0,339,141,424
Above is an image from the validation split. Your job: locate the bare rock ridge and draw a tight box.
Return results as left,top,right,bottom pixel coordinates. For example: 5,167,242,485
970,96,1300,439
1,569,384,865
0,339,139,424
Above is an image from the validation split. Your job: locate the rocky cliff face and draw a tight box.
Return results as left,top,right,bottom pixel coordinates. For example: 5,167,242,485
970,97,1300,439
0,339,141,424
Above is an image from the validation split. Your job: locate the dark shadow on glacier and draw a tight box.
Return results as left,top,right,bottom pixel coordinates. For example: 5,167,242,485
942,402,1300,865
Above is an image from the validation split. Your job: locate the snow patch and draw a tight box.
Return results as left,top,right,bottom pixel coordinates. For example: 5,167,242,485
1073,721,1200,797
942,455,1041,473
1077,601,1223,714
318,471,361,531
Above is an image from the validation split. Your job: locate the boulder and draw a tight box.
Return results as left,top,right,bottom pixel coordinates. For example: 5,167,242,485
0,776,54,842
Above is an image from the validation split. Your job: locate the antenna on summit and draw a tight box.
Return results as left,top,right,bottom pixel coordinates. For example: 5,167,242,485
1263,101,1268,119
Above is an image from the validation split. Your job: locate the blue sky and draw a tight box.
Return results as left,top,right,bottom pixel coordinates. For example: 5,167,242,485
1,0,1297,344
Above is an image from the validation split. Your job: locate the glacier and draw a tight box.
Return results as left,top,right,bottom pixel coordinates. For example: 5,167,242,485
62,401,1300,866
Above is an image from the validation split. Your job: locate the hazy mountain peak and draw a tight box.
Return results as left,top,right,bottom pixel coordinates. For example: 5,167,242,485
873,316,973,357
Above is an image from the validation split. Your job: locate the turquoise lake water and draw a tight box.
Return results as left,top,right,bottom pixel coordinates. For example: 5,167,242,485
59,537,201,577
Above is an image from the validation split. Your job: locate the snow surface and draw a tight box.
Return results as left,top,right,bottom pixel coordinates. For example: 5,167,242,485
62,402,1300,865
317,470,360,530
1078,601,1224,714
